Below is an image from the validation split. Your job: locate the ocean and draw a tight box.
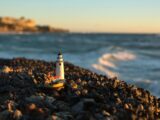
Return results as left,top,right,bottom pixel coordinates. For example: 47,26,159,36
0,33,160,97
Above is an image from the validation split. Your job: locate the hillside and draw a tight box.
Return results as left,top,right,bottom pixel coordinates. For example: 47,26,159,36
0,17,69,33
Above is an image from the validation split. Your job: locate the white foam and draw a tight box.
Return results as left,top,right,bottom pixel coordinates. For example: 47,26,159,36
98,56,116,68
92,51,136,78
92,64,118,78
97,51,136,69
101,51,136,61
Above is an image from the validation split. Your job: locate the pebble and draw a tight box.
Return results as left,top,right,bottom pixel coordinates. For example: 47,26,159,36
124,104,129,109
1,66,13,73
13,109,23,120
102,110,110,116
71,83,78,89
81,89,88,95
27,103,36,111
137,104,144,111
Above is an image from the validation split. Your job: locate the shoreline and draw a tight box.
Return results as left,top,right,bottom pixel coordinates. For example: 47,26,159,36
0,58,159,119
0,31,69,35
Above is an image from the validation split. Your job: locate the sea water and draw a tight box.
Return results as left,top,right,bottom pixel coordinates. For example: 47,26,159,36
0,33,160,97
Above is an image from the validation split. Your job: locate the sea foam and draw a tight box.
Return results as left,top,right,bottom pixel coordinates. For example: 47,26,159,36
92,51,136,78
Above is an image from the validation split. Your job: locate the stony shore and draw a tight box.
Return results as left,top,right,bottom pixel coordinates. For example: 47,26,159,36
0,58,159,120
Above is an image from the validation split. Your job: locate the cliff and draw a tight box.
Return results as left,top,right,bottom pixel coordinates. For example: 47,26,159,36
0,16,69,33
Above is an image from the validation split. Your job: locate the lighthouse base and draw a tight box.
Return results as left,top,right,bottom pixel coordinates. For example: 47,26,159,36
43,79,65,90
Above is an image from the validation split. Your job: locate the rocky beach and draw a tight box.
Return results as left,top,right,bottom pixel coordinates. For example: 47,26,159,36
0,58,159,120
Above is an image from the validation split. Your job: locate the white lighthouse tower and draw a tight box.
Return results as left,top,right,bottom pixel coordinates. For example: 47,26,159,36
56,51,65,80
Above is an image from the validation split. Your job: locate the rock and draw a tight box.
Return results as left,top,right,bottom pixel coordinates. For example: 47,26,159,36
1,66,13,73
27,103,37,111
56,112,73,120
116,98,122,104
54,101,70,111
113,79,120,88
25,95,43,102
102,110,110,116
75,90,81,96
6,100,15,112
47,114,60,120
76,78,81,84
71,101,83,115
0,110,12,120
137,104,144,111
72,98,95,115
132,88,142,97
71,83,78,90
81,81,87,86
13,109,23,120
83,99,95,110
81,89,88,96
25,95,55,106
75,111,91,120
124,104,129,110
44,96,55,105
95,113,104,120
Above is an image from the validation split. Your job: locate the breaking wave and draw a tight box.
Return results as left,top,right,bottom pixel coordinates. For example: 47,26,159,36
92,51,136,78
92,64,118,78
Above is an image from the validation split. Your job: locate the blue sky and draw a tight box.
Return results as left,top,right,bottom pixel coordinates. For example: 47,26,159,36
0,0,160,33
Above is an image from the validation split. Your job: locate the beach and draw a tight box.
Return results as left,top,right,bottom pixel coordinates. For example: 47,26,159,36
0,58,159,120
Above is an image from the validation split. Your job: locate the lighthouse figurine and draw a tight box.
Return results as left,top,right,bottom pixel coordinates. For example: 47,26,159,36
41,51,65,90
56,51,65,79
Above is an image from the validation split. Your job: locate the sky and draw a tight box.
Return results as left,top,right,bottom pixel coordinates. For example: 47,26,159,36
0,0,160,33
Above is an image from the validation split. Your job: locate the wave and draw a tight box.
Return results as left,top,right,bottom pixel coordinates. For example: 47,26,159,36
92,64,119,78
92,51,136,78
99,51,136,67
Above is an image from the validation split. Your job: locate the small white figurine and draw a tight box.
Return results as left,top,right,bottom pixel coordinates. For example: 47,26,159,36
56,51,65,79
43,51,65,89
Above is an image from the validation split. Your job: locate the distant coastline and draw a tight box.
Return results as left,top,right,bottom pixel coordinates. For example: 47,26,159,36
0,16,69,33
